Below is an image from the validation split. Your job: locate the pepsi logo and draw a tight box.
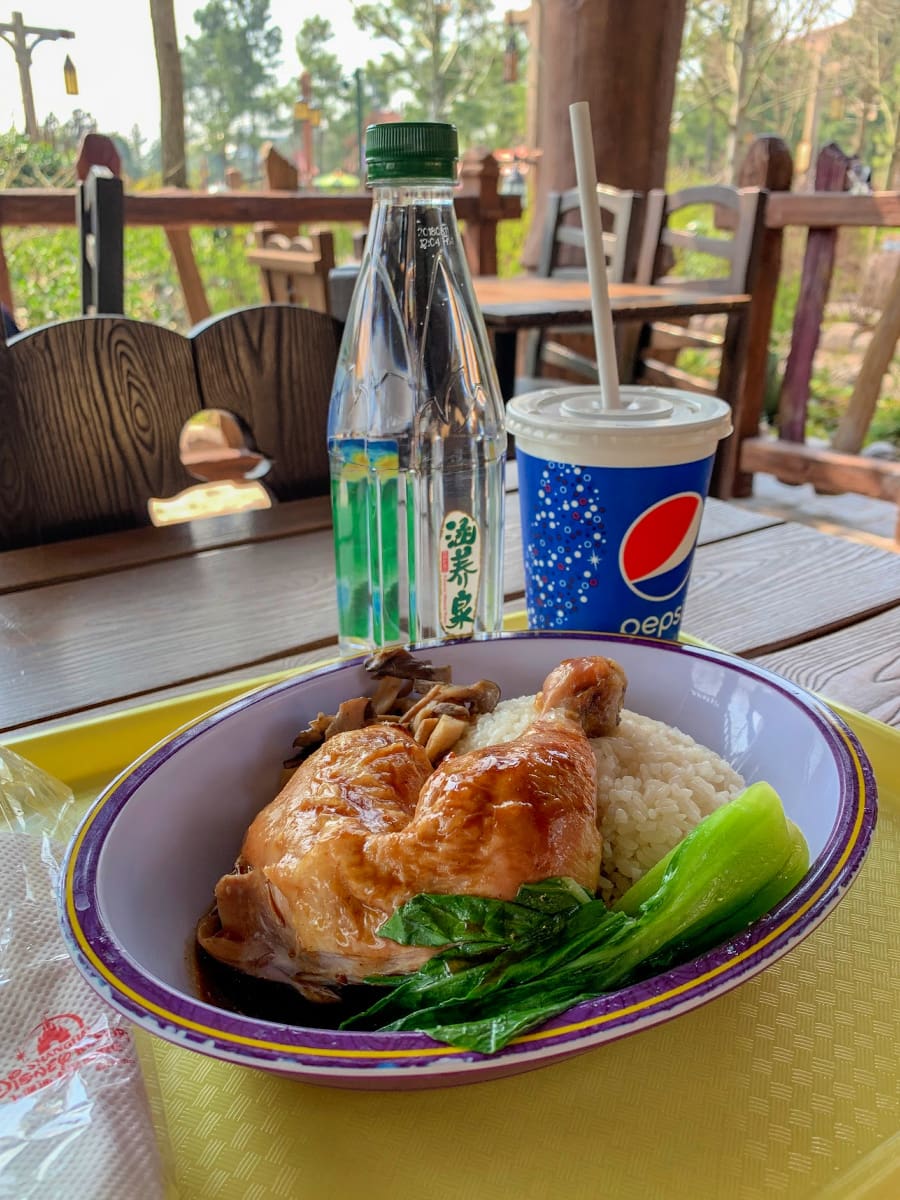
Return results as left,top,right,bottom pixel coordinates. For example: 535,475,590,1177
619,492,703,601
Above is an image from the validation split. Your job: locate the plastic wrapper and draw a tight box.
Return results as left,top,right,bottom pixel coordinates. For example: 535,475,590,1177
0,745,166,1199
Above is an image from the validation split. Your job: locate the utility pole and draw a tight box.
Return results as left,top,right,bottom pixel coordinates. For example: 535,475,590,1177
354,68,364,180
293,71,320,186
0,10,75,139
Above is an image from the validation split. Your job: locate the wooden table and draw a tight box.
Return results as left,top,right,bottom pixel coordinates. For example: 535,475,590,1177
1,487,898,736
472,277,750,399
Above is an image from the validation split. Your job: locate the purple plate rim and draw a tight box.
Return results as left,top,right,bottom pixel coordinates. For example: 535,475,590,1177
59,631,878,1076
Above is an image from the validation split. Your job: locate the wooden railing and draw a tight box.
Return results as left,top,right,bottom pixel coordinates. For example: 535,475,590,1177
0,146,521,322
2,134,898,529
734,137,900,530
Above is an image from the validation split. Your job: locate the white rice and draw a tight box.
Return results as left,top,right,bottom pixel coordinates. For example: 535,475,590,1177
456,696,745,901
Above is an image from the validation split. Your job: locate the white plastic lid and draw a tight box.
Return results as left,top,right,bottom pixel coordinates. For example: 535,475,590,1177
506,385,732,468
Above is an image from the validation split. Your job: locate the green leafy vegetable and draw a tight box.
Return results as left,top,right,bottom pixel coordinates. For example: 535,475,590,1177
340,783,809,1054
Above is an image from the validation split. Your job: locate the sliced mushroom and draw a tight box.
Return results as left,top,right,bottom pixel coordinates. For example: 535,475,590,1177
284,654,501,772
425,714,471,762
325,696,372,738
365,647,452,684
370,675,411,715
413,716,439,746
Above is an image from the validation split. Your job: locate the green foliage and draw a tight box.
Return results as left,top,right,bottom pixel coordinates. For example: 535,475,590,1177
352,0,526,148
5,226,261,331
496,213,530,278
673,0,813,179
0,131,72,187
181,0,286,173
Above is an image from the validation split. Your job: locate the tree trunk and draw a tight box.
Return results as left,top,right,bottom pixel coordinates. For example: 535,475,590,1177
523,0,687,269
150,0,187,188
727,0,755,184
887,110,900,190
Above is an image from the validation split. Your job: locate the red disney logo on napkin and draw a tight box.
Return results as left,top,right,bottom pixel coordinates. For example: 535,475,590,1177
0,1013,131,1100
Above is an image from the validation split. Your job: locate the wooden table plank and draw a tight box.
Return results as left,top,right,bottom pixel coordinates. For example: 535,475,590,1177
473,277,749,330
0,529,529,733
0,496,333,594
684,523,900,656
754,609,900,728
698,501,783,544
3,498,897,735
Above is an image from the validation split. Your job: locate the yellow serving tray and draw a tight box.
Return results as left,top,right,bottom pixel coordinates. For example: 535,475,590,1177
6,633,899,1200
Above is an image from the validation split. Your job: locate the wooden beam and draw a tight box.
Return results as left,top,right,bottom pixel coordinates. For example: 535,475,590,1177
0,189,521,229
777,143,851,444
739,437,900,504
164,228,210,323
523,0,686,268
765,190,900,229
831,264,900,455
731,135,794,498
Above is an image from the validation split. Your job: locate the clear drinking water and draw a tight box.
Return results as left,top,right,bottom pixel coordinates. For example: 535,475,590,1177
328,124,506,655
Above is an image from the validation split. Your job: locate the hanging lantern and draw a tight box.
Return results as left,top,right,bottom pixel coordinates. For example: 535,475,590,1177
63,55,78,95
503,12,518,86
504,34,518,84
829,88,844,121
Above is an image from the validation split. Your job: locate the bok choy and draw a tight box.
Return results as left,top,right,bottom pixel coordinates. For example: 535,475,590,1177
340,783,808,1053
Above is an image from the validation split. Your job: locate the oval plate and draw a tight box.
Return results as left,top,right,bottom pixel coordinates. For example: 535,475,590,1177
60,633,877,1089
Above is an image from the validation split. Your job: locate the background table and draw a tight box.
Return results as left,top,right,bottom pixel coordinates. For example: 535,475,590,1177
472,277,750,399
1,487,897,735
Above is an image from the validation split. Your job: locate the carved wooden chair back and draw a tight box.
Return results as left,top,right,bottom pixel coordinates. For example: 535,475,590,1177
0,317,197,550
0,305,342,551
190,303,341,501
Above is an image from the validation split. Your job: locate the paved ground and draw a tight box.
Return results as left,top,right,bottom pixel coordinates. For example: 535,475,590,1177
733,472,899,553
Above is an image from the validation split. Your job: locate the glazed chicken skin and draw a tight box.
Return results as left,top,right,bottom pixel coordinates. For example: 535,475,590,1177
198,656,627,998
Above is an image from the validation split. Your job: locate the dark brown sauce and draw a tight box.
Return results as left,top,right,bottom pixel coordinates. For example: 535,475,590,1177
189,940,379,1029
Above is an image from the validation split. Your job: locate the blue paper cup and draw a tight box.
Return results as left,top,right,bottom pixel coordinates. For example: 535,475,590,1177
506,386,732,641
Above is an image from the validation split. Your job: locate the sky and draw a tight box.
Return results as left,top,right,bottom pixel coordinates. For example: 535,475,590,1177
0,1,402,138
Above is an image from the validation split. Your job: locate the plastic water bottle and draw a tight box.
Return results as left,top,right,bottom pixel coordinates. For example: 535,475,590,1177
328,122,507,655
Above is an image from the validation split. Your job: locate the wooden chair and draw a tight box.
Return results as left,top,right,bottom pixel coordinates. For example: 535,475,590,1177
189,303,342,501
632,185,766,395
0,317,198,550
631,186,767,493
247,230,337,314
0,305,342,550
520,184,642,386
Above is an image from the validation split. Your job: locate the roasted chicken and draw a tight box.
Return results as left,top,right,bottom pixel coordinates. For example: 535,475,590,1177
198,655,627,998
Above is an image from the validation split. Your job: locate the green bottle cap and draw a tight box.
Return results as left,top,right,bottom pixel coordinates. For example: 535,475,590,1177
365,122,458,182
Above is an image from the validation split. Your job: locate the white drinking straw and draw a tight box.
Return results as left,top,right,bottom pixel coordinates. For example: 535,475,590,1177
568,101,622,410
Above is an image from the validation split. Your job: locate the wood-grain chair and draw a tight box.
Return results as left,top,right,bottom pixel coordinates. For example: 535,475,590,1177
0,304,342,551
0,316,198,550
631,185,767,494
189,303,342,501
247,230,337,314
519,183,643,388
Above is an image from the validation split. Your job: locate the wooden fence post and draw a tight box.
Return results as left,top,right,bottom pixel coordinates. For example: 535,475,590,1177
0,233,13,316
831,263,900,453
458,149,502,275
728,135,795,496
777,142,851,443
75,134,124,316
77,167,124,315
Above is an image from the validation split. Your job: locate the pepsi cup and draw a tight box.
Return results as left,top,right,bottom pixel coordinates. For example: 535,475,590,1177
505,386,732,641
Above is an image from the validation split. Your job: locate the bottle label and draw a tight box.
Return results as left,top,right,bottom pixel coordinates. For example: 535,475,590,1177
439,511,480,636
